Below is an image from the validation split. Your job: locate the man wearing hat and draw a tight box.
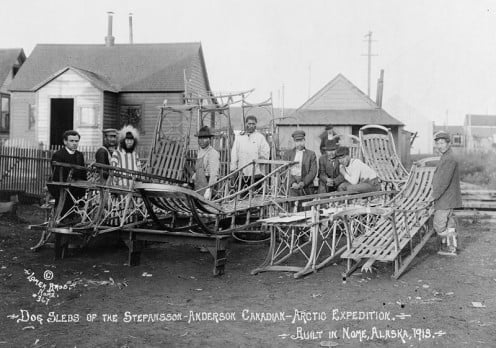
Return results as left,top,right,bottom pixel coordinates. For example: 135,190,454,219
95,128,118,166
432,131,461,256
319,124,339,155
335,146,380,193
193,126,220,200
318,139,345,193
282,129,317,196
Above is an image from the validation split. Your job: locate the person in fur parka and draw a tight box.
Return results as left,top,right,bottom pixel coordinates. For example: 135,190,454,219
110,126,141,185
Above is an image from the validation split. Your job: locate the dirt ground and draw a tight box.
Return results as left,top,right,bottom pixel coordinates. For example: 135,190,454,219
1,204,495,348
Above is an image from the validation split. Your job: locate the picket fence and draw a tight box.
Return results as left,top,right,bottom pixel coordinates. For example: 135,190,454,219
0,141,149,198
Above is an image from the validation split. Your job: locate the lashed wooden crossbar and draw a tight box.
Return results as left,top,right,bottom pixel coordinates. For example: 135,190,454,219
135,159,296,235
251,191,395,278
359,125,408,190
146,139,187,180
338,162,435,279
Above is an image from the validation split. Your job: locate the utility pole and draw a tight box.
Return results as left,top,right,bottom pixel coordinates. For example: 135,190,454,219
362,31,377,97
307,64,311,99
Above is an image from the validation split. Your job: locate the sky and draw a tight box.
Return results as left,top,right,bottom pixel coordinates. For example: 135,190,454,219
1,0,496,127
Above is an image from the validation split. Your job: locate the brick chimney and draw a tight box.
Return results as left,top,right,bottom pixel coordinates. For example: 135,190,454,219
105,12,115,47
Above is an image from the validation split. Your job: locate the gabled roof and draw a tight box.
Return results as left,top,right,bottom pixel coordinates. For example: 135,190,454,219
277,109,403,126
298,73,378,110
0,48,25,86
9,43,207,92
280,73,403,127
465,114,496,127
33,66,119,92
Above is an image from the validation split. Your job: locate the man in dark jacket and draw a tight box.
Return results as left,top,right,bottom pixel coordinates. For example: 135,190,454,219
95,128,118,166
283,130,317,196
432,131,462,256
49,130,87,217
318,139,345,193
319,124,339,155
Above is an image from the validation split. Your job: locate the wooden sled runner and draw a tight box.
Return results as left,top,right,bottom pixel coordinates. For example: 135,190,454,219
359,124,408,190
251,191,395,278
338,159,436,279
128,159,295,275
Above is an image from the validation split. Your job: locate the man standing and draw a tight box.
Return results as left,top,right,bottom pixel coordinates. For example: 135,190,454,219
319,124,339,155
282,130,317,196
230,115,270,187
95,128,118,166
49,130,86,216
193,126,220,200
432,131,461,256
335,146,380,194
318,139,345,193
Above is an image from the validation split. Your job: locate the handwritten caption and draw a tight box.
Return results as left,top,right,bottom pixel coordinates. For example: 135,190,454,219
7,308,446,344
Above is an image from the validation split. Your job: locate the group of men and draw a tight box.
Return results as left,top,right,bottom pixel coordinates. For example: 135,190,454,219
50,116,461,257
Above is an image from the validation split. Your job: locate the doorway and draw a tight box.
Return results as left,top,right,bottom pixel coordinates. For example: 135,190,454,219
50,98,74,146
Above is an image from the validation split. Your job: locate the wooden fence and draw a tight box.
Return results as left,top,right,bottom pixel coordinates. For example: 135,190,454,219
0,144,149,198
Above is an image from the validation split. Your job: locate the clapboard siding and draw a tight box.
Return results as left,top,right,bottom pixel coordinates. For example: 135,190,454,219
103,92,119,129
10,92,36,141
37,70,103,147
302,76,376,110
119,92,184,149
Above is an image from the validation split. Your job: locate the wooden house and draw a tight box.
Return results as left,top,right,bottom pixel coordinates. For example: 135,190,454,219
464,114,496,152
0,48,26,140
8,42,213,148
277,74,408,163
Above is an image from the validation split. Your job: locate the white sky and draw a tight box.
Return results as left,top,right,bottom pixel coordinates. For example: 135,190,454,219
1,0,496,126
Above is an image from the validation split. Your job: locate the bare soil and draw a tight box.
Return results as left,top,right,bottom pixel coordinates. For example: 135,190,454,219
1,205,495,348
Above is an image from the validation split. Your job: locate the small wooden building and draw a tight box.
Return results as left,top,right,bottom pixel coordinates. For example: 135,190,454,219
8,43,212,148
277,74,408,163
0,48,26,141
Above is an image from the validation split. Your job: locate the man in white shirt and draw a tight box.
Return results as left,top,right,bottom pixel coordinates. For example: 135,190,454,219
230,115,270,191
335,146,381,194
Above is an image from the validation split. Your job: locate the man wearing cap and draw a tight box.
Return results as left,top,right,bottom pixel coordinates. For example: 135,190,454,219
193,126,220,200
335,146,380,193
95,128,118,166
318,139,345,193
432,131,461,256
230,115,270,188
319,124,339,155
282,130,317,196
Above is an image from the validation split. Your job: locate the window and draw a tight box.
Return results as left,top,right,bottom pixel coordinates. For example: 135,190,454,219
452,134,463,146
120,105,142,132
79,105,99,127
28,104,36,130
0,95,9,133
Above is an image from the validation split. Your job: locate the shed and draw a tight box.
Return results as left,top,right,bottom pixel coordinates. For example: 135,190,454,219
0,48,26,140
8,43,212,148
277,74,407,163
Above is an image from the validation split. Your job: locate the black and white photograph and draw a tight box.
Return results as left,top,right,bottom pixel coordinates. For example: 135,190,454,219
1,0,495,347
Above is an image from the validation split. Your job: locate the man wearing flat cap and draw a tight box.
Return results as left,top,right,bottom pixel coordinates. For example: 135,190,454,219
282,129,317,196
318,139,345,193
95,128,118,166
432,131,461,256
192,126,220,200
335,146,380,194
